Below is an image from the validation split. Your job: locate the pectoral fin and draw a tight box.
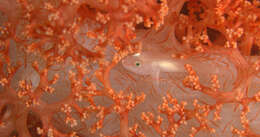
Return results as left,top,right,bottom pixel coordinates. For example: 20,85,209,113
152,69,160,93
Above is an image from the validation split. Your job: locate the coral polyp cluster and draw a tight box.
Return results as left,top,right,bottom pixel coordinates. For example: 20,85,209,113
1,0,260,137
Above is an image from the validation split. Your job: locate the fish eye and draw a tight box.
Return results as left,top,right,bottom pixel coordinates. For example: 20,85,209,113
135,61,141,67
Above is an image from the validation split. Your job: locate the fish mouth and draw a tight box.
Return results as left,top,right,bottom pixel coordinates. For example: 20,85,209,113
121,59,132,67
121,59,127,65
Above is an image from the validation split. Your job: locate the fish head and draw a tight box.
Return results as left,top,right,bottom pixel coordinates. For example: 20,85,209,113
121,53,152,75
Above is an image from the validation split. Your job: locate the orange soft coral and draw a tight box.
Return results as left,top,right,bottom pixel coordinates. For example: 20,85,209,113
1,0,260,137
